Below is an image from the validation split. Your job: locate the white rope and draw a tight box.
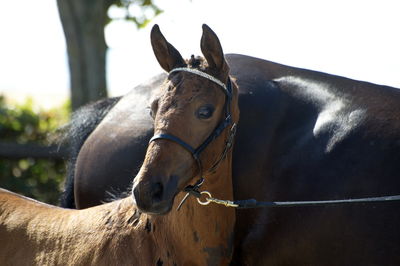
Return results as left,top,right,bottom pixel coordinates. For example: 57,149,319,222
169,67,227,92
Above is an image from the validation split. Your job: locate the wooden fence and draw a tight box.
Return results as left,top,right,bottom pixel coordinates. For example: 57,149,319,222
0,142,68,159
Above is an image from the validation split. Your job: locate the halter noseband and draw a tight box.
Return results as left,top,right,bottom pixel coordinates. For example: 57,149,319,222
149,67,236,194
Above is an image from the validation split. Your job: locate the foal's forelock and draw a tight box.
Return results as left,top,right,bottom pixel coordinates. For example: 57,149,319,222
187,55,207,70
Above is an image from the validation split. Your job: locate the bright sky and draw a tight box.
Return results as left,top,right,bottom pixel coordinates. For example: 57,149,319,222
0,0,399,109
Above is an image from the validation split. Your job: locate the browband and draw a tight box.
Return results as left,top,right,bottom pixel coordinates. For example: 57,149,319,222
169,67,231,98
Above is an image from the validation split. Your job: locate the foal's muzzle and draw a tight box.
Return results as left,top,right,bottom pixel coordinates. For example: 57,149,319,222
132,175,178,215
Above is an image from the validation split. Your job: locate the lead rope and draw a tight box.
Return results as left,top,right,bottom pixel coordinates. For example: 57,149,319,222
194,191,400,209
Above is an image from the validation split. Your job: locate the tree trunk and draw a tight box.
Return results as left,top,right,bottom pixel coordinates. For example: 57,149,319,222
57,0,111,110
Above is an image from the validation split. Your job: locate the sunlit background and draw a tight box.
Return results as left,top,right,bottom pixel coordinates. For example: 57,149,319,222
1,0,399,109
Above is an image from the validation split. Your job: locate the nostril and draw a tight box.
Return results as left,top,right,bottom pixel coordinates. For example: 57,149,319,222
152,182,164,202
132,185,141,203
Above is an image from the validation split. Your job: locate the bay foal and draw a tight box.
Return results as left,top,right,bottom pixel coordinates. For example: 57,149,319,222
0,24,239,266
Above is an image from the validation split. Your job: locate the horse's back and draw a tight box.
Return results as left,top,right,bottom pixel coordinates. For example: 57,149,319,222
0,188,147,265
0,188,64,265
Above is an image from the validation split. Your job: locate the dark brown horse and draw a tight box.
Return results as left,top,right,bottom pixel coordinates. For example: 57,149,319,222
61,25,400,265
0,24,239,266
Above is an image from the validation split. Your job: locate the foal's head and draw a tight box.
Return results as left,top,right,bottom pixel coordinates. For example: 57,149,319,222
132,24,239,214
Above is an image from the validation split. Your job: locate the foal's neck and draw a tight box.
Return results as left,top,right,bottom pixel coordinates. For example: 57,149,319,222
149,153,235,265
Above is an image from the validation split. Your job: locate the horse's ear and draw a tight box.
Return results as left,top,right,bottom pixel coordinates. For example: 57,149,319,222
151,24,186,72
200,24,229,76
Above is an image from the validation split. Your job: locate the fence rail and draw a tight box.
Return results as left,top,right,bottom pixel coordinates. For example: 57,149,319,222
0,142,68,159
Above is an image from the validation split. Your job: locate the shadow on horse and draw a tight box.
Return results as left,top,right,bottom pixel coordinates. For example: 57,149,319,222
61,25,400,265
0,25,239,265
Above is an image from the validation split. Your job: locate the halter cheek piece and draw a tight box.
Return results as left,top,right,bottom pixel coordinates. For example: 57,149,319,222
148,67,236,209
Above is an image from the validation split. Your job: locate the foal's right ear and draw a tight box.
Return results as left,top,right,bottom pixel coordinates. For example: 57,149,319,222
151,25,186,72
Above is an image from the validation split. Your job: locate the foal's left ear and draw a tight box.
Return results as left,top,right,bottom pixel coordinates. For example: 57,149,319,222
200,24,229,76
151,24,186,72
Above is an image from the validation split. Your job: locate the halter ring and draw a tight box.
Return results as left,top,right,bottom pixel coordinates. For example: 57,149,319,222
197,191,212,205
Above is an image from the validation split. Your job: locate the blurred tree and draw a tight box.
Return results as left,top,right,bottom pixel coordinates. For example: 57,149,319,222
57,0,162,110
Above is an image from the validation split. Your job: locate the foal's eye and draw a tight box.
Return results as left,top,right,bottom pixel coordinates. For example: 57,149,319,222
149,109,155,119
149,99,159,119
196,105,215,119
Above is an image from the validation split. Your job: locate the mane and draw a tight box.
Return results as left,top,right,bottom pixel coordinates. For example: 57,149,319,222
103,185,134,204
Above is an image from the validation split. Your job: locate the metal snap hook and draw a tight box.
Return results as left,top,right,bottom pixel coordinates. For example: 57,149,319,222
197,191,212,205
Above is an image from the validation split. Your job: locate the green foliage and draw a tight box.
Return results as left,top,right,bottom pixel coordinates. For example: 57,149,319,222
107,0,163,28
0,96,70,205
